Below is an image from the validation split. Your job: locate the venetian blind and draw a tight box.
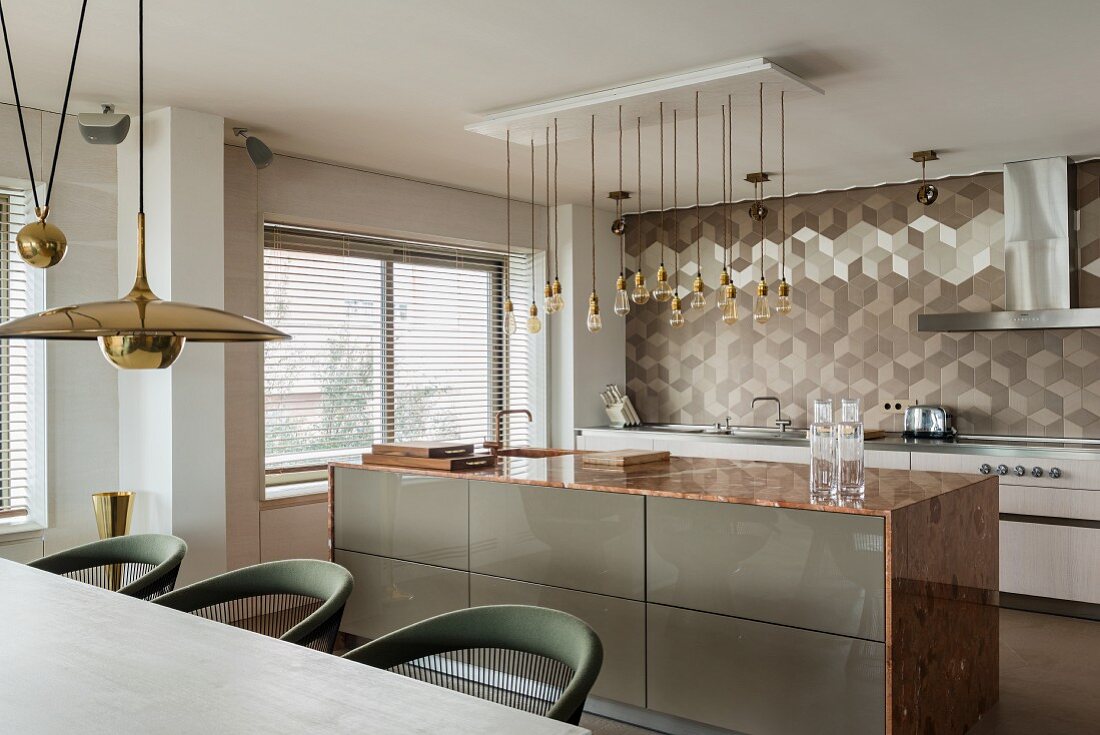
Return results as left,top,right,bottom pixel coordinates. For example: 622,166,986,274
0,188,36,520
263,224,535,473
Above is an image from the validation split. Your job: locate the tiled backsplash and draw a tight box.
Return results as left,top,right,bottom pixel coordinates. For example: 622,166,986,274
624,161,1100,437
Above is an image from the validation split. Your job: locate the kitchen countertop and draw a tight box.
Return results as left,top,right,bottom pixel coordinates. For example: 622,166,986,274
579,425,1100,461
338,454,994,517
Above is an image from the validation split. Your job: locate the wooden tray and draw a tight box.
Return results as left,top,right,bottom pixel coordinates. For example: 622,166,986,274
371,441,476,458
361,451,497,471
865,429,886,440
582,449,671,467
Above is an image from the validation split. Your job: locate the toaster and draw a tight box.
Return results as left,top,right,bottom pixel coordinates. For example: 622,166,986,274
902,405,955,439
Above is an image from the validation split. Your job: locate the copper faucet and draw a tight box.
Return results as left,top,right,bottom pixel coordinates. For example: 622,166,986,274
484,408,532,452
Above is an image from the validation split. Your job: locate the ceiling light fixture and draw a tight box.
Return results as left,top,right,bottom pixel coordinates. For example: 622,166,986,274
631,115,650,306
651,102,673,303
0,0,287,368
669,108,685,329
719,99,738,325
78,104,130,145
912,149,939,205
503,130,516,336
0,0,89,268
689,91,705,311
234,128,273,169
775,91,793,316
527,142,541,334
586,114,602,334
611,106,631,317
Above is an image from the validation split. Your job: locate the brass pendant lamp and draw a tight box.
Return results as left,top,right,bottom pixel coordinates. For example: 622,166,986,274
503,130,516,335
689,91,705,311
0,0,288,368
0,0,89,268
611,105,630,317
586,114,602,334
526,142,541,334
650,102,673,303
668,109,685,329
630,116,650,305
775,90,793,316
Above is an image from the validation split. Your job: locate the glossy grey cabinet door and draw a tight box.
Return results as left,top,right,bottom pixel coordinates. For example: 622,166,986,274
334,468,469,570
647,497,885,640
647,604,885,735
469,481,645,599
469,574,645,707
336,550,469,640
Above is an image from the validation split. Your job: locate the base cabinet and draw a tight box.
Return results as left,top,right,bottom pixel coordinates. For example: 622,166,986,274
336,550,468,640
647,604,885,735
470,574,646,707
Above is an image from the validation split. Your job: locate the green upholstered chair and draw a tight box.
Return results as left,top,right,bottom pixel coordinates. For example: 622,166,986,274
29,534,187,601
342,605,603,725
154,559,353,653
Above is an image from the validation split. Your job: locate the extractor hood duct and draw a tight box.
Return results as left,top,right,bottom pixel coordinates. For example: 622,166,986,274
917,156,1100,331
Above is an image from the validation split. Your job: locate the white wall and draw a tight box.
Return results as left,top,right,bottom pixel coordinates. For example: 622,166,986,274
0,106,120,556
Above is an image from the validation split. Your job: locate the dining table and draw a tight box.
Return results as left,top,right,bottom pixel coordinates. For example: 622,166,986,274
0,558,590,734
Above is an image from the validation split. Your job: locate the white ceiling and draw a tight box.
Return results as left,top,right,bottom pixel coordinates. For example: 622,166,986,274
6,0,1100,210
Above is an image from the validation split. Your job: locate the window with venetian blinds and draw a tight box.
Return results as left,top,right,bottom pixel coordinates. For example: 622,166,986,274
262,224,536,479
0,188,43,522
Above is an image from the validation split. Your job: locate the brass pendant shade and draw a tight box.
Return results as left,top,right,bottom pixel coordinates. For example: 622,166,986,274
0,214,287,369
16,207,67,268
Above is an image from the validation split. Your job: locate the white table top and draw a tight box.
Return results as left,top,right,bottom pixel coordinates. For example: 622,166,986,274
0,560,589,735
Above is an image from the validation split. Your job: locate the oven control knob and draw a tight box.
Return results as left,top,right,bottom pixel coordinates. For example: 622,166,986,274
1031,466,1044,478
1049,467,1062,479
979,463,992,475
997,464,1010,476
1014,465,1026,476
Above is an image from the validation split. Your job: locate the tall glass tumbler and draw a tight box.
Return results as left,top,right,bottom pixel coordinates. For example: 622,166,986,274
838,398,865,497
809,399,836,497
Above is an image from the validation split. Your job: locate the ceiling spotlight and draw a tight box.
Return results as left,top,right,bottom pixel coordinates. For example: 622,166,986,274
911,150,939,205
234,127,273,169
78,104,130,145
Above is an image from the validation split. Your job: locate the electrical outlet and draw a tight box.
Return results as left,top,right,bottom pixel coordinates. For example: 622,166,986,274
882,398,917,414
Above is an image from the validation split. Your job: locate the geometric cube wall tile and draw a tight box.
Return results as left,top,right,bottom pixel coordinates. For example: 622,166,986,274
624,162,1100,438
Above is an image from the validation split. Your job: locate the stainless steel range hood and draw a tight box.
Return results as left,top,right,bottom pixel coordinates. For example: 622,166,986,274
917,157,1100,331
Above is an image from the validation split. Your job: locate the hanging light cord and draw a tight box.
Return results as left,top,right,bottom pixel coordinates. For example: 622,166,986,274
694,91,701,276
727,93,734,268
659,101,665,268
505,130,510,293
636,116,642,269
617,105,624,277
780,90,786,280
758,82,765,282
0,0,90,212
720,103,727,273
139,0,144,214
590,113,596,294
545,127,550,282
553,118,560,281
530,142,536,304
673,109,679,292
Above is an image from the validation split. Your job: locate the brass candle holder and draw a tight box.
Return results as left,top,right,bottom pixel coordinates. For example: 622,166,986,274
92,491,134,539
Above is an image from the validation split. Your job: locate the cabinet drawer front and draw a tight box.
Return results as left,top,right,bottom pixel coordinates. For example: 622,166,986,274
470,575,645,707
469,482,645,599
1000,521,1100,603
647,604,885,735
336,550,469,640
334,469,468,570
911,452,1100,491
647,497,885,640
1001,483,1100,522
866,449,909,470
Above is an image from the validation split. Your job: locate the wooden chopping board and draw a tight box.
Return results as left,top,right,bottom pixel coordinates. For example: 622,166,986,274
582,449,671,467
361,452,496,471
371,441,476,458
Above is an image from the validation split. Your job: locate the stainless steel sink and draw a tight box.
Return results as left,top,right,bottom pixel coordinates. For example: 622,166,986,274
637,423,808,440
727,426,808,440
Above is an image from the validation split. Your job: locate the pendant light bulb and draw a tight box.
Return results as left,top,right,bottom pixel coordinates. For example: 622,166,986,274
527,303,542,334
689,275,706,310
721,286,739,325
652,264,673,302
17,207,68,268
504,298,517,335
669,295,685,328
776,279,793,315
550,278,564,313
753,279,771,324
543,282,554,313
631,271,650,305
716,270,732,309
586,292,602,333
614,275,630,316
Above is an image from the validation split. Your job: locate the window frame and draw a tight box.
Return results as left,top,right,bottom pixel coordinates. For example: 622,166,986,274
0,184,47,533
260,224,537,497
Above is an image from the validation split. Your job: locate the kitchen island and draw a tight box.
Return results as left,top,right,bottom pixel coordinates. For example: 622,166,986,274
329,454,999,735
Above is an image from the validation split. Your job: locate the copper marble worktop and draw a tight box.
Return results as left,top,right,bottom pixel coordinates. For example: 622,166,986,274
337,454,993,517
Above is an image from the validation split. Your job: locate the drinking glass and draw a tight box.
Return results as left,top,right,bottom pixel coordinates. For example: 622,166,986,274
837,398,865,497
809,399,836,497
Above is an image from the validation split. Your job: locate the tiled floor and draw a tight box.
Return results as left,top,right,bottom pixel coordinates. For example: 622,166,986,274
581,608,1100,735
